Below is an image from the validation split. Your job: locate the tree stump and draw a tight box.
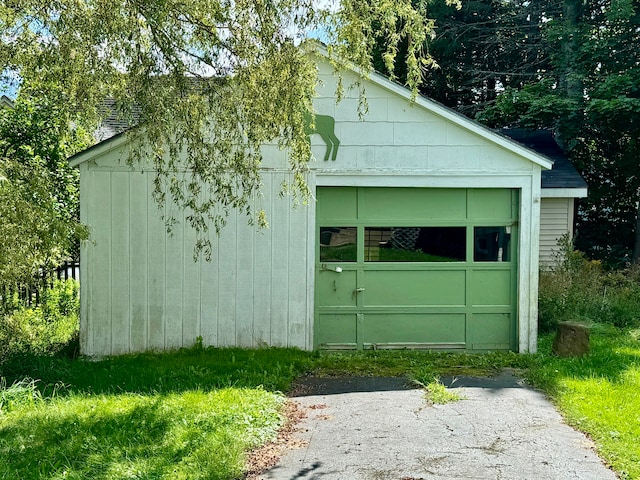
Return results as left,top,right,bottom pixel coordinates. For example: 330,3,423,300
552,321,590,357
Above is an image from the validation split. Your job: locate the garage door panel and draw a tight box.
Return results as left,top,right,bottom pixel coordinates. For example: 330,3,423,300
359,188,467,221
363,313,466,346
316,187,518,351
317,314,357,348
316,187,357,221
317,270,357,306
472,270,513,306
469,189,516,221
468,313,512,350
364,270,466,306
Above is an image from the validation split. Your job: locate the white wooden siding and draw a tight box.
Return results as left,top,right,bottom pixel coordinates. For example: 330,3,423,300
78,54,547,356
540,197,574,268
80,167,311,356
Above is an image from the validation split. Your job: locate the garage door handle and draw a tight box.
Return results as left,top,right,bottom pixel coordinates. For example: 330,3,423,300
322,264,342,273
355,287,365,293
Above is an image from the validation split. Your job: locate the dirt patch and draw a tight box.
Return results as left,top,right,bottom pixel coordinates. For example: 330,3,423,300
245,400,309,479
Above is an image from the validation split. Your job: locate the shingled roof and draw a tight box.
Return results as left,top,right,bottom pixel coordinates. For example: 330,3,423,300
498,128,588,193
94,98,139,142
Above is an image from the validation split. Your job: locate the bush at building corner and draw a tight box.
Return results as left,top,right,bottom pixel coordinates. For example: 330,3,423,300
539,235,640,333
0,279,80,365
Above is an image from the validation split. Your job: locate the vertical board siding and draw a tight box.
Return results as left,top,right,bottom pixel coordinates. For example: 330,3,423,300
147,173,167,350
540,198,571,267
252,173,274,346
164,208,184,349
78,164,91,354
217,210,238,347
270,173,292,347
129,173,149,352
90,171,112,356
288,189,309,348
110,172,131,354
236,217,255,347
182,219,201,347
200,230,220,347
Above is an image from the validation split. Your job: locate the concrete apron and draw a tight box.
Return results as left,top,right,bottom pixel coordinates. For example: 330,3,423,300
258,371,617,480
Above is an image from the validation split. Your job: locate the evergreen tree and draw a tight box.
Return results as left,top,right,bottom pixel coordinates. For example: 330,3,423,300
394,0,640,266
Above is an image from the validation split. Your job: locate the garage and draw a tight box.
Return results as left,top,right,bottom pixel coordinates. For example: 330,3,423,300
316,187,519,351
71,47,552,357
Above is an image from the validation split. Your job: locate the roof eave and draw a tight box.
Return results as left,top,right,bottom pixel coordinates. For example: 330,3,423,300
68,130,132,167
541,187,588,198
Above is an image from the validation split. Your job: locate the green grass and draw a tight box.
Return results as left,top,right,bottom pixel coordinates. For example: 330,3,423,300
310,349,532,378
1,279,81,362
525,326,640,479
1,387,282,480
3,328,640,479
0,346,313,480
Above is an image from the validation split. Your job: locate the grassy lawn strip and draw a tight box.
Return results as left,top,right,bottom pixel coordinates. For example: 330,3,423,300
0,388,282,479
2,329,640,479
0,347,312,480
526,326,640,480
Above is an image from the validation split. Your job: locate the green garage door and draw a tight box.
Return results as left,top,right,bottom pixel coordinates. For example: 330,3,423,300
315,187,519,351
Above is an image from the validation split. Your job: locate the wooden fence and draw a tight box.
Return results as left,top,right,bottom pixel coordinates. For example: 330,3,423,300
1,261,80,311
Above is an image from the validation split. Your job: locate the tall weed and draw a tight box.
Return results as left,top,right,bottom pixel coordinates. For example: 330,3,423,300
539,237,640,332
0,377,42,414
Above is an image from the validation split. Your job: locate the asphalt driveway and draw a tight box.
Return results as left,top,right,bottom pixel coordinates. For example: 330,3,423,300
256,370,617,480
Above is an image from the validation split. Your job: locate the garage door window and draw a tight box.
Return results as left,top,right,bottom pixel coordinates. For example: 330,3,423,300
365,227,466,262
319,227,357,262
474,227,511,262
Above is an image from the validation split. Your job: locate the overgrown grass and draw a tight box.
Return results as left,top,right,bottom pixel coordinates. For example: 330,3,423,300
0,279,80,362
539,238,640,332
310,349,532,378
1,385,283,479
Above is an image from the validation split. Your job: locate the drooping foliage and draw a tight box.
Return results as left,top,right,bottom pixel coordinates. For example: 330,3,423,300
0,0,459,259
0,90,89,290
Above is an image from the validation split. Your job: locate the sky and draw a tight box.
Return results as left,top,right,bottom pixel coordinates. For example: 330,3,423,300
1,69,20,99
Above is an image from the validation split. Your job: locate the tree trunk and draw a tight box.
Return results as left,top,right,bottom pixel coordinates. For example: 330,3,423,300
555,0,585,149
559,0,584,100
632,196,640,264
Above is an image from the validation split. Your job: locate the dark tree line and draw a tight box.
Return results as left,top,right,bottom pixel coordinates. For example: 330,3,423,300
376,0,640,267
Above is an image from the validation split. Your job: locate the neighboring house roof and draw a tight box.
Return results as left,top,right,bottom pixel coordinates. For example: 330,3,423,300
0,95,14,109
499,128,588,198
94,98,139,141
68,99,139,167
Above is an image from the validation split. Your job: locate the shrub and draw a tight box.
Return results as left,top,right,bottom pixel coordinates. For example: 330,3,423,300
539,237,640,332
0,279,79,364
